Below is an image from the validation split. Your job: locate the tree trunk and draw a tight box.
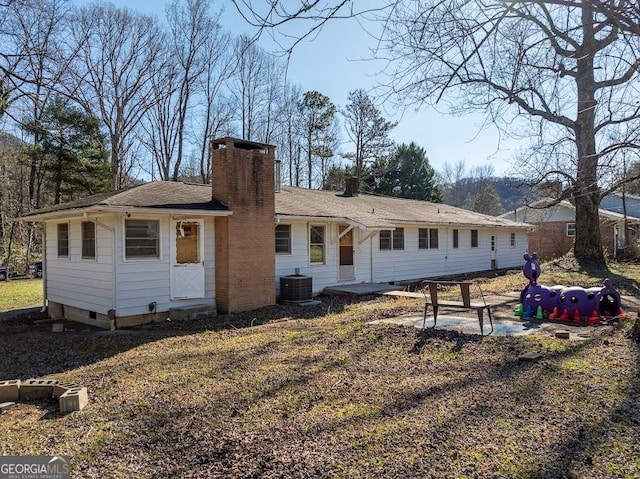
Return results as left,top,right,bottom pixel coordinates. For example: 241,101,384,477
573,3,605,266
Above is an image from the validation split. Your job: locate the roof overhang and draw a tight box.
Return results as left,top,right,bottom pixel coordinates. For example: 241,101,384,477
275,214,532,230
20,205,233,222
276,214,394,230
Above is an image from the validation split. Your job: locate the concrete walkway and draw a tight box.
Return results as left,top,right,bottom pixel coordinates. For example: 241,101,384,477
324,283,401,296
370,313,598,337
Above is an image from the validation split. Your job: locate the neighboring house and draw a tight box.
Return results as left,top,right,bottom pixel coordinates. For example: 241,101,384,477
500,199,640,260
600,191,640,218
600,192,640,240
21,137,531,329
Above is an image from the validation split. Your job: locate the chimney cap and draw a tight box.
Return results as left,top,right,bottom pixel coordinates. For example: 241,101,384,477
211,136,275,151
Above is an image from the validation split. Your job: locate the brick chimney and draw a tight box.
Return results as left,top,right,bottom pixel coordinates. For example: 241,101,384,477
211,137,276,313
344,176,358,197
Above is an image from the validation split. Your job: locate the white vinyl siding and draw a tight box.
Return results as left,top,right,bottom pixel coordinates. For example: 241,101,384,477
276,222,528,294
45,218,114,314
46,214,216,319
117,216,215,317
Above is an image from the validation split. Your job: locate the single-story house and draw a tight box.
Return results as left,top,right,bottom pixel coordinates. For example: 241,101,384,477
600,192,640,239
21,137,531,329
500,199,640,260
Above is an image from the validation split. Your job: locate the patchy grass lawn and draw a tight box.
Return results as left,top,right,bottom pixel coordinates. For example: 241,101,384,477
0,278,42,312
0,258,639,478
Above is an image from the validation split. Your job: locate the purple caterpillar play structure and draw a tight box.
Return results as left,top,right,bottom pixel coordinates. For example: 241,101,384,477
515,253,625,325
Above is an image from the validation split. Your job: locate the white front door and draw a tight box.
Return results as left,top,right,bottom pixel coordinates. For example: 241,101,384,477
171,220,205,299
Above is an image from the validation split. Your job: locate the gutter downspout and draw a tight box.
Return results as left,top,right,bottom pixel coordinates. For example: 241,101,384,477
41,226,47,313
84,213,117,326
370,235,374,283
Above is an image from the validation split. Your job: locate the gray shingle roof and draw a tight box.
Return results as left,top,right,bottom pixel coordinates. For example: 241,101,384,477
21,182,531,229
21,182,228,218
275,187,530,229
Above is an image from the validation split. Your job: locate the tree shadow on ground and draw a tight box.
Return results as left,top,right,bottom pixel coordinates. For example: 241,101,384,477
0,294,392,380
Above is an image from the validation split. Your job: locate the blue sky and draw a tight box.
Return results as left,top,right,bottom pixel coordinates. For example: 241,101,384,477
105,0,519,177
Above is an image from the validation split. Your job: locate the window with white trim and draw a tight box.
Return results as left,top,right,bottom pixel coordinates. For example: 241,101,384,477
471,229,479,248
125,219,160,259
81,221,96,259
309,225,325,263
419,228,439,249
57,223,69,257
566,223,576,237
380,228,404,250
275,224,291,254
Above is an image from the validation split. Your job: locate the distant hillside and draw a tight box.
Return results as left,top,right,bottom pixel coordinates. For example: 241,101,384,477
441,176,534,215
0,131,23,149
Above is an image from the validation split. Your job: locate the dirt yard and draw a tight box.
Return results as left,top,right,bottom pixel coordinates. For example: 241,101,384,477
1,288,639,478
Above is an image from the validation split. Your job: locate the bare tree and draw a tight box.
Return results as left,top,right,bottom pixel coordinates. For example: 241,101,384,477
438,160,467,208
232,36,266,141
194,22,235,184
232,0,640,264
2,0,74,209
381,1,640,263
70,3,163,189
342,88,396,191
165,0,212,180
273,83,303,186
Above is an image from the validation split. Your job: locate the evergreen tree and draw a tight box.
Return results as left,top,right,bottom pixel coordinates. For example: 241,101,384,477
297,90,337,188
29,97,110,204
323,164,356,192
367,142,442,202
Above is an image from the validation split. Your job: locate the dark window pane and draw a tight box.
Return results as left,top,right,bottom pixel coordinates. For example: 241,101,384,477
125,220,160,258
379,230,391,250
275,224,291,254
418,229,428,249
57,223,69,257
429,229,439,249
393,228,404,250
82,221,96,259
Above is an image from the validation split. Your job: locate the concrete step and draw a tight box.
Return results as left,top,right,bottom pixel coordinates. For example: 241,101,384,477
169,304,217,321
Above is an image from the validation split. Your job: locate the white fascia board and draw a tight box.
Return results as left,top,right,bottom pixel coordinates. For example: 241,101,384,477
20,205,232,221
275,214,395,230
